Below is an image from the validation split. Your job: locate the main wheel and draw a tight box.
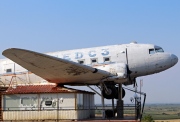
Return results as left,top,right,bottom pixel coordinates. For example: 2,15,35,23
102,85,117,99
115,87,125,99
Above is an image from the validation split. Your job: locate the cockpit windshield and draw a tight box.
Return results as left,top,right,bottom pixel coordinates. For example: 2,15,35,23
149,47,164,54
155,48,164,53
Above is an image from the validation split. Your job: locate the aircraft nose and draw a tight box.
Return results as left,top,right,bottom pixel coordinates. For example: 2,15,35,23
171,54,178,66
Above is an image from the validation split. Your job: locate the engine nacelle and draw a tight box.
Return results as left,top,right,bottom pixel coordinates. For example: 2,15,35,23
111,63,127,79
96,63,127,78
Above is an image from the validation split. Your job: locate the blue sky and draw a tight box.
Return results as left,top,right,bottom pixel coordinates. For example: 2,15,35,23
0,0,180,103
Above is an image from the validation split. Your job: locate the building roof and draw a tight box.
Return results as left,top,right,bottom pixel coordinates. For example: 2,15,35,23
2,85,95,95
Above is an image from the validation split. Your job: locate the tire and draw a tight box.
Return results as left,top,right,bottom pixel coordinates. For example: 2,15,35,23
102,85,117,99
115,87,125,99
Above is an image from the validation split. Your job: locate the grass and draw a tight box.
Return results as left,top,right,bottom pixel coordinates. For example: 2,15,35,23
143,104,180,120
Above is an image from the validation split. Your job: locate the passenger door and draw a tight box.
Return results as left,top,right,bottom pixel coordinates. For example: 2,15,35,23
117,47,127,64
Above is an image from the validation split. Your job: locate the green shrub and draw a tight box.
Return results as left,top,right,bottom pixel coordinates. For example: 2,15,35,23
142,114,154,122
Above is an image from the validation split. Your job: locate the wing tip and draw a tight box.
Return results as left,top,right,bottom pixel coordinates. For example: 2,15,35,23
2,48,22,56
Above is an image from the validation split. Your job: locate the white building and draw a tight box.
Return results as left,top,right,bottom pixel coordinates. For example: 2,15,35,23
1,85,95,121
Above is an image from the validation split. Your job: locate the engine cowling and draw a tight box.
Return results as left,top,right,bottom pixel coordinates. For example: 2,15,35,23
109,63,127,79
96,63,127,78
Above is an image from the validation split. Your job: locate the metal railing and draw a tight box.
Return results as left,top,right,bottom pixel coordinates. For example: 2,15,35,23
1,104,139,121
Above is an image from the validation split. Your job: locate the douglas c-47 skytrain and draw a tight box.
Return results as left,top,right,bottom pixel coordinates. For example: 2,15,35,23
0,42,178,99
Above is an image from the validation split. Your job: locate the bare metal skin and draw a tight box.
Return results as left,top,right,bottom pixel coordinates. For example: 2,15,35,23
1,42,178,99
0,42,178,87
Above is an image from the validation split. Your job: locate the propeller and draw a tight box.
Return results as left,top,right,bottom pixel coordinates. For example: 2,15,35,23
133,78,137,88
127,65,132,79
125,48,133,84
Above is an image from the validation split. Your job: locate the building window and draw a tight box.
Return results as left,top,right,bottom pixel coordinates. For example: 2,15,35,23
78,60,85,64
77,94,83,109
6,69,12,73
45,101,52,106
104,57,110,62
91,58,97,64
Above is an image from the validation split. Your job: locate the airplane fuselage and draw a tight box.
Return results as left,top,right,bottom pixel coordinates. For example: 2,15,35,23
0,42,178,86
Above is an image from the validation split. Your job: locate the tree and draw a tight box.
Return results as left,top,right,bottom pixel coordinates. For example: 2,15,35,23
142,114,154,122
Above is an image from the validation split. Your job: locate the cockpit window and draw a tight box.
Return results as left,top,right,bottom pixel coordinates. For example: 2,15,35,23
149,47,164,54
155,48,164,53
149,49,155,54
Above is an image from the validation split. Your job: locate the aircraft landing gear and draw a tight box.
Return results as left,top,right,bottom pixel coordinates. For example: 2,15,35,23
88,80,146,120
100,82,118,119
101,82,125,119
87,82,126,119
101,82,125,100
102,85,117,99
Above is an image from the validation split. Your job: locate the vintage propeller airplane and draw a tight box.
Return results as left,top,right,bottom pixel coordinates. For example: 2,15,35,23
1,42,178,99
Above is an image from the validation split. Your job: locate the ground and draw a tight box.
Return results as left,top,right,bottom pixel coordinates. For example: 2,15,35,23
143,104,180,120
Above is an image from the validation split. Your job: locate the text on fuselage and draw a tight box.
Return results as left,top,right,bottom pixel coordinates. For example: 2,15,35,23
54,49,110,60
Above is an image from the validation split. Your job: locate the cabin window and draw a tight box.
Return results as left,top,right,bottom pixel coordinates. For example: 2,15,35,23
104,57,110,62
155,48,164,53
78,60,85,64
45,101,52,106
6,69,12,73
91,58,97,64
149,49,155,54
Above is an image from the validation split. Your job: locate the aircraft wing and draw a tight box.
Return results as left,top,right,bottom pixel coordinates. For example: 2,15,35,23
2,48,112,85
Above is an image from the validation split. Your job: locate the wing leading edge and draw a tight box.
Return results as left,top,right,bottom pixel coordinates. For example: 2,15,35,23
2,48,112,85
